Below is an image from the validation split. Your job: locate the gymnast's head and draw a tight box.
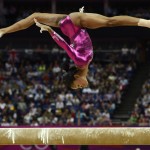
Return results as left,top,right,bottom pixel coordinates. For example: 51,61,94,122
62,63,88,89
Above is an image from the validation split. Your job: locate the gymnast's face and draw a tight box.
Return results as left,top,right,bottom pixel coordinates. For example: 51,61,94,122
71,75,88,89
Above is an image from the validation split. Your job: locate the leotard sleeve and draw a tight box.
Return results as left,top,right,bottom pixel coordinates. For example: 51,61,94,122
50,31,76,61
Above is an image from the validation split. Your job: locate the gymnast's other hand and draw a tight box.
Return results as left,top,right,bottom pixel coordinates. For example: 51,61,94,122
34,18,53,33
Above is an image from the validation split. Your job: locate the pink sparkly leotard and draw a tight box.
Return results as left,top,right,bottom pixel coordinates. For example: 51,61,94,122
50,15,93,68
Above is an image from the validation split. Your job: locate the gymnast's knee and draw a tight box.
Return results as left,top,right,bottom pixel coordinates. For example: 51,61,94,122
106,17,121,27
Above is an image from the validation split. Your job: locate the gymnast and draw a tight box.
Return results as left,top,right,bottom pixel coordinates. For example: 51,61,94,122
0,7,150,89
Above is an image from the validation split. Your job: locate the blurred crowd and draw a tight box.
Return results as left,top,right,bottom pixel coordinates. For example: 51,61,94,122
0,46,137,126
128,77,150,126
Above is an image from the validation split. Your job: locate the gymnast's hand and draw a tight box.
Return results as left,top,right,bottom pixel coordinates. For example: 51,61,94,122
34,18,53,33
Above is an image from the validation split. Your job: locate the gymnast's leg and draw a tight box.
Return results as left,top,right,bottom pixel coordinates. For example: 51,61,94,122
72,12,150,29
0,12,67,37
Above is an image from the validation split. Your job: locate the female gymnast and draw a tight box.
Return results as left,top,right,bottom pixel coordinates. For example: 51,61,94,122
0,7,150,89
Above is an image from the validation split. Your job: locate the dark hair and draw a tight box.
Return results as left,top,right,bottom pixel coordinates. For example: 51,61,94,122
62,61,78,88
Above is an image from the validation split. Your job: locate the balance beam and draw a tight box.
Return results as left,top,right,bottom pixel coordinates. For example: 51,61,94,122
0,127,149,145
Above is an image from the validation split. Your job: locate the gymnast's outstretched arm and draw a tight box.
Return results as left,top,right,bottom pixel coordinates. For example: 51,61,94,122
0,12,67,37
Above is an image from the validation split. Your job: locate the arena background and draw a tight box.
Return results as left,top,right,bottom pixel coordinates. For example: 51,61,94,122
0,0,150,149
